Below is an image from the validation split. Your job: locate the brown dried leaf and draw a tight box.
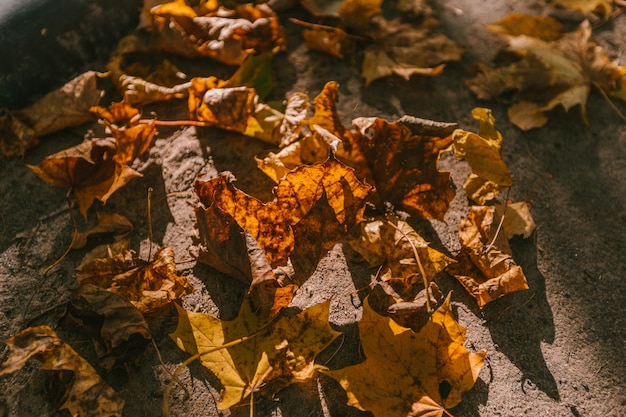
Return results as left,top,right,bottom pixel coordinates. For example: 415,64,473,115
343,116,455,220
0,326,125,416
451,205,529,308
362,17,462,85
75,248,193,313
63,285,151,372
150,3,285,65
0,72,104,156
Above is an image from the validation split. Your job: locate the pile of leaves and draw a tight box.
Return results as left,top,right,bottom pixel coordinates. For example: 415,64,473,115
0,0,622,416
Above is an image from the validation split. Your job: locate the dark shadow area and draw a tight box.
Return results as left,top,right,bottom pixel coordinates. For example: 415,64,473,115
192,262,247,321
482,236,559,401
0,0,142,108
196,128,277,202
319,374,374,417
106,162,174,247
449,378,490,417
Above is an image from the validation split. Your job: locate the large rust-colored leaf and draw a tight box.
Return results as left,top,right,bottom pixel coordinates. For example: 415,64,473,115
64,284,151,372
326,295,485,417
75,248,193,313
452,108,513,204
0,71,104,156
467,17,626,130
0,326,124,416
194,157,372,287
343,116,454,220
450,205,533,308
170,298,340,410
149,2,285,66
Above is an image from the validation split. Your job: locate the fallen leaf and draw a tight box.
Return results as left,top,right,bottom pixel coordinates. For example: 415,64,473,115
75,248,193,313
361,16,462,85
296,19,353,59
338,0,383,31
28,106,156,216
452,108,513,204
0,326,125,416
450,205,529,308
485,13,564,41
0,71,104,156
467,17,626,129
343,116,455,220
349,216,454,286
150,3,285,65
71,212,133,249
495,201,537,239
170,298,340,410
325,295,485,416
188,77,284,144
194,157,371,286
549,0,614,20
228,49,277,100
63,284,151,372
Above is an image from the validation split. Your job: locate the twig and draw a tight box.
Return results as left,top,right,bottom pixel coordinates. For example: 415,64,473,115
42,189,79,276
150,338,191,399
593,81,626,122
138,119,212,127
147,187,154,261
485,188,511,253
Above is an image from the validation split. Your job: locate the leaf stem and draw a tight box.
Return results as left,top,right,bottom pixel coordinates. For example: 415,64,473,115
163,312,281,417
485,188,511,253
138,119,212,127
385,219,432,313
592,81,626,122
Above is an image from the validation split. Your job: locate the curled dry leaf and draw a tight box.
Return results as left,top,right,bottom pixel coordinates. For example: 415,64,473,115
450,205,534,308
467,16,626,130
63,284,151,372
0,71,104,156
452,108,513,204
549,0,615,20
325,295,485,417
75,248,193,313
0,326,125,416
149,2,285,66
188,76,284,144
349,216,455,287
294,19,354,59
361,16,462,85
170,298,340,410
27,105,156,216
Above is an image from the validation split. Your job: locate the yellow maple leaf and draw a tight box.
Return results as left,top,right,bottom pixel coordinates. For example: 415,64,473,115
451,205,532,308
452,108,513,204
170,298,340,410
326,295,485,417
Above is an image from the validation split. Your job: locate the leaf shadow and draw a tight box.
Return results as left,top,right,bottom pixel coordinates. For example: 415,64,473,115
191,262,247,321
482,235,559,401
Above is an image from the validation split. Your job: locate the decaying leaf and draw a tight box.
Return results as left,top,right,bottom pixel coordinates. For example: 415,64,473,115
188,76,284,143
337,0,383,31
0,71,104,156
343,116,455,220
170,297,340,410
452,108,513,204
149,2,285,66
75,248,193,313
549,0,615,20
0,326,125,416
326,295,485,417
294,19,354,59
495,201,537,239
349,216,454,286
63,284,151,372
450,205,533,308
194,157,372,287
361,16,462,85
467,16,626,130
27,105,156,216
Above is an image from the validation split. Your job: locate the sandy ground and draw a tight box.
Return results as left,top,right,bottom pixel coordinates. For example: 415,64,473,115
0,1,625,416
